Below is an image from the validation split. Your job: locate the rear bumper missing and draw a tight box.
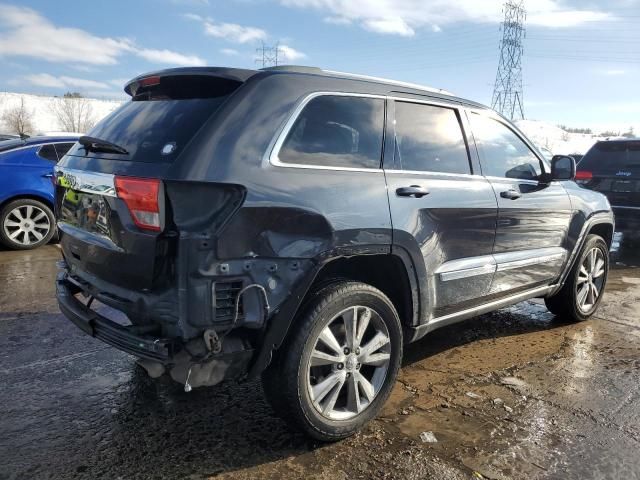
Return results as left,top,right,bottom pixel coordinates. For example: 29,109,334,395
56,272,177,363
56,269,255,388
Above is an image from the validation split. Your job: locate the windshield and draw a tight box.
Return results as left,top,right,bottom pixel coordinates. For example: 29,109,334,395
580,141,640,174
67,96,230,163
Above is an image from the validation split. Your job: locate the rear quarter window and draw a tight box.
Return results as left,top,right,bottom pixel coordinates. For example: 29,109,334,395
37,144,59,162
277,95,385,170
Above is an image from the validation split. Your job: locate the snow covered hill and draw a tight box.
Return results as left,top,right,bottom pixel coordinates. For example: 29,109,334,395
515,119,600,156
0,92,123,135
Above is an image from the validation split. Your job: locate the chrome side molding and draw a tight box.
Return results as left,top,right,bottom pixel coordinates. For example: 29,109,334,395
436,247,566,282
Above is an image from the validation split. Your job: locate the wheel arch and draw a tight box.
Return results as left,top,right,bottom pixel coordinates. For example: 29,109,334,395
588,222,614,248
247,250,419,378
552,212,614,295
0,193,55,213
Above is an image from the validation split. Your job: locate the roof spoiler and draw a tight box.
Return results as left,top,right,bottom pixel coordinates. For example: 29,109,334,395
124,67,257,97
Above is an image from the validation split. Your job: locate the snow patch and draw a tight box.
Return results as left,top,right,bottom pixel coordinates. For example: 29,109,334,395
515,119,599,156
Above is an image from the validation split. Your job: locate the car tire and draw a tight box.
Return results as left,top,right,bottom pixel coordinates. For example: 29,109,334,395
545,234,609,322
261,280,402,441
0,198,56,250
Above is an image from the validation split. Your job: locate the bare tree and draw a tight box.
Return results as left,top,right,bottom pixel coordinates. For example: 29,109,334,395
1,96,35,136
49,93,96,133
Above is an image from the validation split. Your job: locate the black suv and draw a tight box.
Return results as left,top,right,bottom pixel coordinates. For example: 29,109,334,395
577,139,639,235
55,66,614,440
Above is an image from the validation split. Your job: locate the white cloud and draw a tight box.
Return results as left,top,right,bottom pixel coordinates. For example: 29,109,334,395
204,21,267,43
25,73,110,90
280,0,614,36
278,45,306,62
602,69,626,76
528,9,611,28
220,48,239,56
363,17,414,36
0,4,205,66
324,16,352,25
0,4,129,65
184,14,267,44
171,0,209,5
135,48,205,66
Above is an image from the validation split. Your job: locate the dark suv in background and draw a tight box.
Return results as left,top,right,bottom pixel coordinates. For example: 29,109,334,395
54,66,613,440
577,139,639,236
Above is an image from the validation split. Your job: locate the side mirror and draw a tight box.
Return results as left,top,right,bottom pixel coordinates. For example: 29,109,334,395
550,155,576,181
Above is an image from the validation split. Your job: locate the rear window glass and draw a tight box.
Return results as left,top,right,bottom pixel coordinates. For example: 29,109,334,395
68,97,229,163
278,95,385,169
580,142,640,174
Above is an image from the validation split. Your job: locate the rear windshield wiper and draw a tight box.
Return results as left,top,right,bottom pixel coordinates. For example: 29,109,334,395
79,136,129,155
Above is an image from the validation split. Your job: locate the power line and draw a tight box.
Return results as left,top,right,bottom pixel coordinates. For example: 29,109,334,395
491,0,526,120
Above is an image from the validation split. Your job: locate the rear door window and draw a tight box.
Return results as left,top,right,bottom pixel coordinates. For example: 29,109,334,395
470,113,543,180
394,101,471,174
37,144,59,162
278,95,385,169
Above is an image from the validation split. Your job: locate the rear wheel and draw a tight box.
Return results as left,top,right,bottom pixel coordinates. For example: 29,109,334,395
0,199,55,250
545,234,609,322
262,281,402,441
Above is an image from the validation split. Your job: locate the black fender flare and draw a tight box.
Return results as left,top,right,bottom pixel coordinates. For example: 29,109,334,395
246,244,419,378
550,210,614,295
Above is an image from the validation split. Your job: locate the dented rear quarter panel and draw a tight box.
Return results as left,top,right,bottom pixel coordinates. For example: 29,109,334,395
163,72,395,341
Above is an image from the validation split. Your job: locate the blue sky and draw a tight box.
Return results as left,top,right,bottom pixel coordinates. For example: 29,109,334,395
0,0,638,130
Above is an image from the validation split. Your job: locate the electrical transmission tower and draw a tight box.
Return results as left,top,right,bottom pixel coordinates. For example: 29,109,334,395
491,1,526,120
256,42,281,68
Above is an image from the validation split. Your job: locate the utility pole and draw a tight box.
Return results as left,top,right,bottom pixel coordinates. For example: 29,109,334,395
255,42,281,68
491,1,526,120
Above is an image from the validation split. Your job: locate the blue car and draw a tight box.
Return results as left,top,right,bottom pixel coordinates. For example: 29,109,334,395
0,136,79,249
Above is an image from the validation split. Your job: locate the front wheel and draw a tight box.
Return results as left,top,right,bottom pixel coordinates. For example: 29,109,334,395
545,234,609,322
262,281,402,441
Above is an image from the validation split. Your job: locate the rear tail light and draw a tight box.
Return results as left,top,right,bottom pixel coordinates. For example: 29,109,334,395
115,176,162,231
575,170,593,185
139,75,161,88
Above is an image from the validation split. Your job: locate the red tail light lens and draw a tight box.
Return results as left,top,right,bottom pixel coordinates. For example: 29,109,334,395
139,75,161,88
575,170,593,182
115,176,162,231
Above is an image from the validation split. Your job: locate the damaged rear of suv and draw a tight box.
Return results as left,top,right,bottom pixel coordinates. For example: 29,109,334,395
56,66,613,441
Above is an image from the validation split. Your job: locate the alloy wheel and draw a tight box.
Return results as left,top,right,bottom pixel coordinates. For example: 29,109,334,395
306,305,391,421
576,247,606,313
2,205,51,246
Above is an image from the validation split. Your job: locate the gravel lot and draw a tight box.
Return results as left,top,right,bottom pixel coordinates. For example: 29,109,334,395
1,242,639,480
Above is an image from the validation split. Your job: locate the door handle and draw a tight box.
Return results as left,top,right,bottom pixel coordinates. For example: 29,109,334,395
396,185,430,198
500,189,521,200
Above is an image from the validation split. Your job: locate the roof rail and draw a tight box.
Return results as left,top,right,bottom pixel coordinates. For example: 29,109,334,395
260,65,323,74
323,69,453,96
261,65,453,96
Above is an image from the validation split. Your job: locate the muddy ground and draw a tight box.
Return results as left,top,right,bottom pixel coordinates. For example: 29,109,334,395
0,241,639,480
